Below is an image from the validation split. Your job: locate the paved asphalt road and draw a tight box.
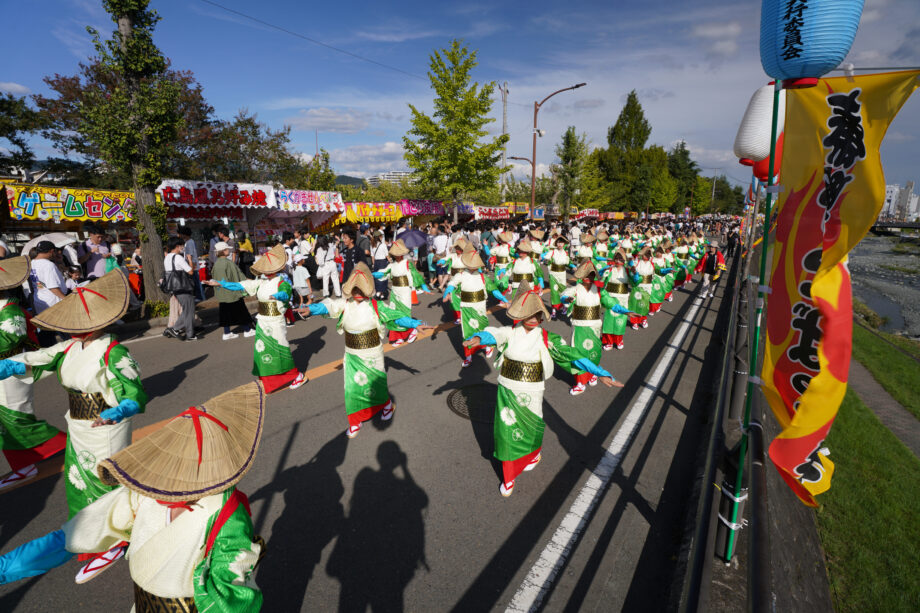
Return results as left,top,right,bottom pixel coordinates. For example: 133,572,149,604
0,268,729,612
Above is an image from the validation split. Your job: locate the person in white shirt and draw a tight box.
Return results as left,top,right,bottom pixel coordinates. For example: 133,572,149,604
162,237,197,341
28,242,67,314
431,227,450,290
292,255,312,306
314,236,341,298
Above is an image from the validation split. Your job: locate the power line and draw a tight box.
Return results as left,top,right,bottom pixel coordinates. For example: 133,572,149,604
197,0,426,81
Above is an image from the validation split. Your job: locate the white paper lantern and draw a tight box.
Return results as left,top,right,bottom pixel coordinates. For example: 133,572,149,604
733,85,786,166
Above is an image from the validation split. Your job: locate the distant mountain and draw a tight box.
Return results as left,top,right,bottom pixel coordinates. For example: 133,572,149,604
335,175,365,187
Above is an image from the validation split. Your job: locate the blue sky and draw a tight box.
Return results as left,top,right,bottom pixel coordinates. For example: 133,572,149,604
2,0,919,186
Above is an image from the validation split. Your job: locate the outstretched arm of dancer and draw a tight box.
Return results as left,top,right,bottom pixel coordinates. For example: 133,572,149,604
0,530,73,583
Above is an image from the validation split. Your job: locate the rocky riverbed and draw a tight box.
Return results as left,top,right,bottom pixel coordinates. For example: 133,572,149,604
849,232,920,338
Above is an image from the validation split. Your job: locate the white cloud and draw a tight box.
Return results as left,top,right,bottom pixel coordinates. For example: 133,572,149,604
287,108,372,134
691,22,742,40
0,82,30,96
328,141,406,177
355,28,441,43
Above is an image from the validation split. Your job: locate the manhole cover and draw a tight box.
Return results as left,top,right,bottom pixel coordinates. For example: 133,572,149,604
447,384,496,423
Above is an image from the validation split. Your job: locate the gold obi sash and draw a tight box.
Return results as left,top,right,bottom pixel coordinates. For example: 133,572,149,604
67,390,108,420
500,358,544,382
571,305,601,320
258,301,283,317
345,329,381,350
639,274,653,284
495,256,510,265
460,290,486,303
549,263,567,272
390,275,410,287
451,267,464,276
511,272,534,284
133,583,197,612
605,282,629,294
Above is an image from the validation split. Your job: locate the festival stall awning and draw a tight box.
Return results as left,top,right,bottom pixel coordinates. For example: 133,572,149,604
399,199,445,217
503,202,530,216
167,205,246,220
156,180,276,208
474,206,509,220
346,202,402,224
276,189,344,228
4,184,135,223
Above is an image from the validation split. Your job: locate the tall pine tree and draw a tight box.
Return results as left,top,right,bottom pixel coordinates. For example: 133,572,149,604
403,40,508,221
554,126,589,222
667,140,699,214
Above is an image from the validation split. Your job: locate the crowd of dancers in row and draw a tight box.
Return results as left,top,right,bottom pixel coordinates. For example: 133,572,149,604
0,221,726,611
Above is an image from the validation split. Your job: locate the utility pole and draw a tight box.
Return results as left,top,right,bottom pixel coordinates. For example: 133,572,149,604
527,83,586,215
709,174,717,215
500,82,509,194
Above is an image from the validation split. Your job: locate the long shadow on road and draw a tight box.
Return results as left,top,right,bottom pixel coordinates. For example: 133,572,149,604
449,286,708,612
142,355,208,400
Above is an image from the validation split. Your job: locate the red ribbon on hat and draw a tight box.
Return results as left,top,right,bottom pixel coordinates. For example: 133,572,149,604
156,500,195,512
74,287,107,315
172,406,229,465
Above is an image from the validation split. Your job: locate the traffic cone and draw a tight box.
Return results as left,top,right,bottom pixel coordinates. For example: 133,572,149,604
411,289,419,305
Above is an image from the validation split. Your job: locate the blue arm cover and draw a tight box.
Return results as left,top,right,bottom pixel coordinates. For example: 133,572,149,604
219,280,245,292
443,285,456,297
0,530,73,584
492,290,509,303
611,304,630,315
631,273,641,283
537,277,544,289
659,267,673,274
436,259,446,267
0,360,27,380
483,244,492,257
595,256,608,262
372,271,385,279
270,291,290,302
308,303,329,316
573,358,613,379
394,316,422,329
420,284,432,293
466,331,497,346
627,259,636,267
98,399,140,424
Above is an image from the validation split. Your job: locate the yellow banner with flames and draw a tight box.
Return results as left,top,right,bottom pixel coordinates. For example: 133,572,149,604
761,71,919,506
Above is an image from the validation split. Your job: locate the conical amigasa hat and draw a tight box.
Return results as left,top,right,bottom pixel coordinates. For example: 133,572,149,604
31,270,129,333
98,382,265,502
0,256,30,291
507,280,550,321
388,239,409,257
251,244,287,275
573,260,598,280
342,262,375,297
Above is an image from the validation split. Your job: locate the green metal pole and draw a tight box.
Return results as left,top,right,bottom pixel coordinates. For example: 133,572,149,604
724,80,782,562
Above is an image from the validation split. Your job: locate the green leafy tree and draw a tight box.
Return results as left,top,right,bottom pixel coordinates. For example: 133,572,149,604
667,140,699,213
35,59,214,189
78,0,184,302
0,93,41,172
403,39,508,220
608,90,651,152
298,149,337,191
196,110,300,185
577,149,609,211
692,175,712,216
554,127,590,222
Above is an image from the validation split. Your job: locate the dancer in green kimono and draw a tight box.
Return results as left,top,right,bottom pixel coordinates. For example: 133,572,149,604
301,263,433,438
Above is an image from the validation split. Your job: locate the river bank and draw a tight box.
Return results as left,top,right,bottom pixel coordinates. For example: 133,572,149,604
849,232,920,338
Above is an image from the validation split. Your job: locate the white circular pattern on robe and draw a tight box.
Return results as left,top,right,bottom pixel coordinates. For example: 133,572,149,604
354,371,368,386
363,357,377,370
255,339,265,353
68,465,87,491
77,449,97,471
516,393,532,407
364,387,375,398
634,292,642,299
500,407,517,426
582,338,594,351
261,354,273,364
468,318,479,329
512,429,525,441
0,316,26,336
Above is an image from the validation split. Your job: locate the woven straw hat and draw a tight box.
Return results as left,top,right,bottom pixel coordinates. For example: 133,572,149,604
98,382,265,502
613,249,628,263
497,231,514,243
573,260,598,280
389,239,409,257
32,270,129,334
461,250,484,270
516,240,535,254
507,281,549,321
552,234,568,244
0,256,30,291
580,233,596,245
529,229,545,240
639,246,652,258
454,237,469,252
251,244,287,275
343,262,374,297
597,231,609,241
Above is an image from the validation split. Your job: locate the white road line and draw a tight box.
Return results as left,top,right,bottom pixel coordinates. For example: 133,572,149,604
505,295,705,613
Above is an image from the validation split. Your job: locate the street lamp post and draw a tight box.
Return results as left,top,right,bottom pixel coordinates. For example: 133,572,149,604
517,83,587,217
